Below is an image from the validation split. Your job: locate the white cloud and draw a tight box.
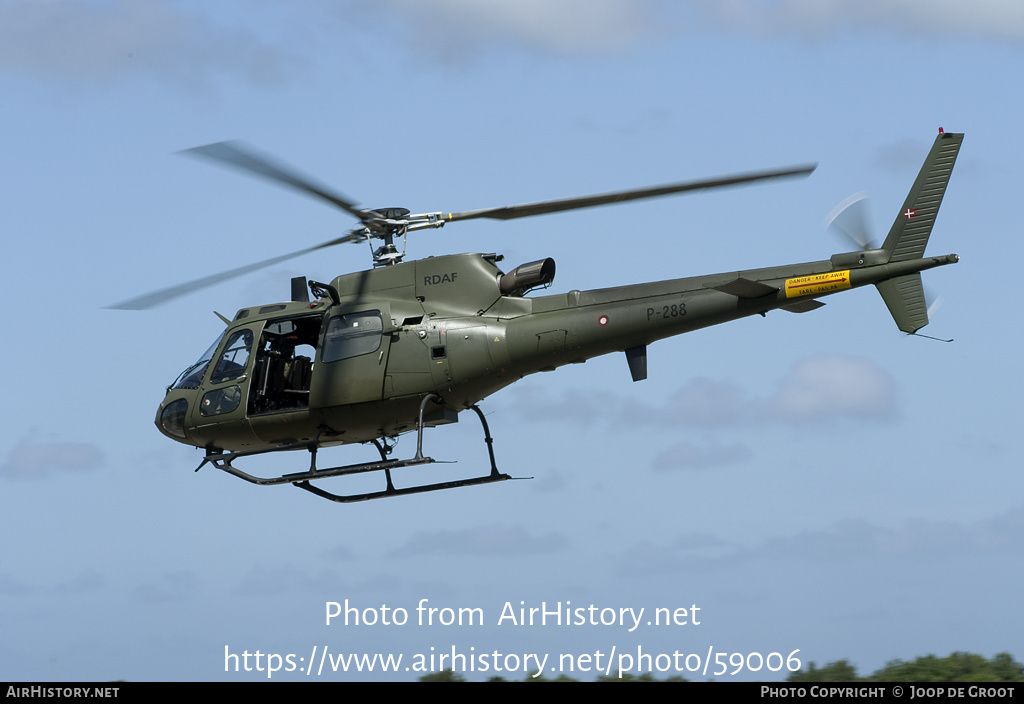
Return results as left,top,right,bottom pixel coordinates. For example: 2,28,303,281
56,569,106,595
692,0,1024,41
0,439,103,480
133,570,200,604
0,0,292,85
352,0,1024,68
652,440,752,470
508,354,897,430
235,564,346,596
0,572,35,597
390,0,651,49
665,378,748,428
769,355,895,423
355,0,656,64
616,507,1024,574
390,524,569,557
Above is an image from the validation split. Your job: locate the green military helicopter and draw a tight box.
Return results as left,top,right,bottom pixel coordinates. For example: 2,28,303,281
115,130,962,503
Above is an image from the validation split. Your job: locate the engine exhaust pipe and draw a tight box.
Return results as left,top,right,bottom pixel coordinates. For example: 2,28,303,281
499,258,556,297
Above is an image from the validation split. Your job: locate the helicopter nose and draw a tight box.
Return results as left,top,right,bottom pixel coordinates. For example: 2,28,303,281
157,398,189,441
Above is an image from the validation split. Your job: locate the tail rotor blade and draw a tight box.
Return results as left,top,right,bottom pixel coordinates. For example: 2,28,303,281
825,191,876,250
926,288,943,319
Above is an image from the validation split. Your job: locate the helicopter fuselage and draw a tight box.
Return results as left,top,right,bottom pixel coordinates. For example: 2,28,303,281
156,247,957,454
141,130,963,502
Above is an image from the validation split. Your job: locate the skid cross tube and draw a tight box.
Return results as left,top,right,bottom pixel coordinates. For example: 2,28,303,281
194,395,511,503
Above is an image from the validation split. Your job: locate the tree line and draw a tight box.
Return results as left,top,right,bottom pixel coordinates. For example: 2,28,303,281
417,651,1023,682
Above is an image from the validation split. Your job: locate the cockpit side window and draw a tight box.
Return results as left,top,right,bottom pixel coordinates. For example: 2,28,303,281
321,310,383,363
210,329,254,384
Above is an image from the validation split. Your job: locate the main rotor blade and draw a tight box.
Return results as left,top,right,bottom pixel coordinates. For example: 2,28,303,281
106,234,359,310
443,164,816,222
180,141,371,222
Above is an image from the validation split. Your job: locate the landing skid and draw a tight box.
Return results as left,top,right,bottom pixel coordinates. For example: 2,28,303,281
194,396,513,503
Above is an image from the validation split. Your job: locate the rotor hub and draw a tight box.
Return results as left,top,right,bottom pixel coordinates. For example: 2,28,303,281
370,207,410,220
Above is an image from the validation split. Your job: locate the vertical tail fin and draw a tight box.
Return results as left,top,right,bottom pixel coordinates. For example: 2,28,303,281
880,131,963,262
876,131,962,333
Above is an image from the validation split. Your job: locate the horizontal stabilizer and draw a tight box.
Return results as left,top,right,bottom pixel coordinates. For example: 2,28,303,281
876,273,928,333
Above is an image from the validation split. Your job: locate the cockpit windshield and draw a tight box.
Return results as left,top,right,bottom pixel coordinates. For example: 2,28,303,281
171,334,223,390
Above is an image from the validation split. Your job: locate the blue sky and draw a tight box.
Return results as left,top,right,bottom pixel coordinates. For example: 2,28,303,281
2,0,1021,682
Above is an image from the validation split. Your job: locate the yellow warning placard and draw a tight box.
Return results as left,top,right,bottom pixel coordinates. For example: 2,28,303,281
784,270,851,298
